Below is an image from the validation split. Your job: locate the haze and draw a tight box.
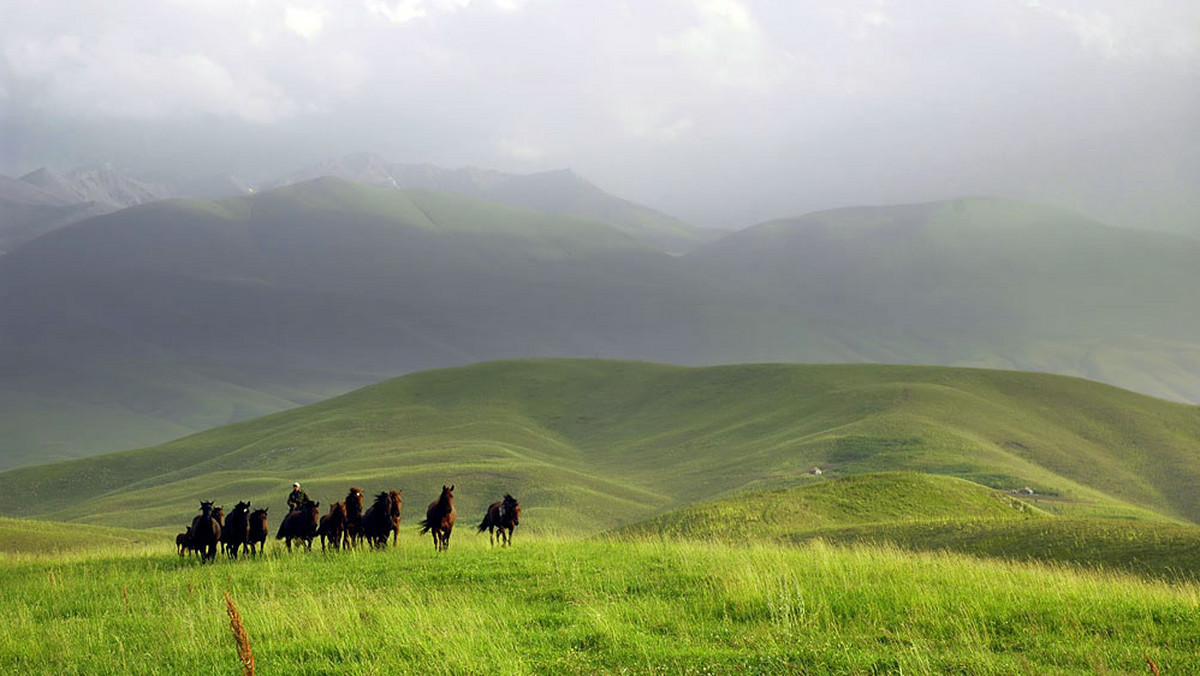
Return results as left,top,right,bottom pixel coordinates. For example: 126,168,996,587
2,0,1198,230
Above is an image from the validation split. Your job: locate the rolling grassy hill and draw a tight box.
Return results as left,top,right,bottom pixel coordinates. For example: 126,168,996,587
619,472,1200,580
4,186,1200,470
2,360,1199,537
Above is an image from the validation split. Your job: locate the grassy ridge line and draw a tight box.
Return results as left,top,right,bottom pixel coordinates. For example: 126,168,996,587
784,518,1200,582
617,472,1200,581
617,472,1050,539
2,537,1199,674
0,517,158,555
3,360,1200,533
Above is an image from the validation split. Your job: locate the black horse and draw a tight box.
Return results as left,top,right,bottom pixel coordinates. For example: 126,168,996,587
276,500,320,551
222,501,251,559
361,491,402,548
343,487,364,549
477,493,521,547
191,501,222,563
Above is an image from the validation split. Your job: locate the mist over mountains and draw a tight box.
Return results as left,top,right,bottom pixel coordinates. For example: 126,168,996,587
0,156,723,255
1,167,1199,470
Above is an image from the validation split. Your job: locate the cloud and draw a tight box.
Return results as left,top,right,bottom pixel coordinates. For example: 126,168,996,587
1,0,1197,230
5,34,298,123
285,6,327,41
498,136,547,161
658,0,786,88
365,0,482,24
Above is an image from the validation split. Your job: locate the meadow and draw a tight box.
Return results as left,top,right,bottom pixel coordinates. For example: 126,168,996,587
5,361,1200,673
3,533,1199,675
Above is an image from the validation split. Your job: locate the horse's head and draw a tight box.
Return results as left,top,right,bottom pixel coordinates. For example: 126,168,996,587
331,501,347,518
503,495,521,525
389,490,403,517
235,500,250,513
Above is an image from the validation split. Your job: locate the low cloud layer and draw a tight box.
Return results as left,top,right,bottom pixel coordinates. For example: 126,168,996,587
2,0,1197,229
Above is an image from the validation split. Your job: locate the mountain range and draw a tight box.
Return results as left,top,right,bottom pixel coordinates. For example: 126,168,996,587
1,155,722,255
1,172,1199,470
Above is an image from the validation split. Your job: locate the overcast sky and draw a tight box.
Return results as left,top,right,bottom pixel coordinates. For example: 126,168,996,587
2,0,1197,229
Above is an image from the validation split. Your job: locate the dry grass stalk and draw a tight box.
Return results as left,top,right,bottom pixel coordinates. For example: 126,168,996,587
122,586,130,613
224,591,255,676
1145,653,1160,676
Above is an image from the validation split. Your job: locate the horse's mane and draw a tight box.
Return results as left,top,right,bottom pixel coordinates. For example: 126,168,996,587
370,491,391,511
329,501,347,518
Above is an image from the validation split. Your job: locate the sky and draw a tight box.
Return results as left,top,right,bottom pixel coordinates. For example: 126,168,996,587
2,0,1198,229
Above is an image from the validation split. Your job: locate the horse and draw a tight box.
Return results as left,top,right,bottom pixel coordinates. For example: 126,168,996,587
387,490,403,546
318,501,348,551
246,508,269,556
222,501,251,559
361,490,402,548
276,500,320,552
477,493,521,547
419,485,456,552
191,501,222,563
343,487,364,549
176,526,192,556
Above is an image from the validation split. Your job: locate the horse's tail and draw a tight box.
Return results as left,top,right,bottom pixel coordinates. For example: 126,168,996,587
418,517,431,534
275,516,287,540
477,513,490,533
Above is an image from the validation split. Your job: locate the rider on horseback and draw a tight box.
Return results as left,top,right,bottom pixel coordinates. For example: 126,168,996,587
287,482,309,512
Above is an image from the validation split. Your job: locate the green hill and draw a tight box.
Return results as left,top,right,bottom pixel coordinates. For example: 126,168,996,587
5,189,1200,470
618,472,1200,580
0,517,157,554
2,360,1199,536
619,472,1047,540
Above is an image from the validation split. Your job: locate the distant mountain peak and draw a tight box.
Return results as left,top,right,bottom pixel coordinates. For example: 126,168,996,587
19,165,172,209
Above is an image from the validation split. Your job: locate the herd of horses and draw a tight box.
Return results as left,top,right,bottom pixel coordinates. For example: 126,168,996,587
176,485,521,562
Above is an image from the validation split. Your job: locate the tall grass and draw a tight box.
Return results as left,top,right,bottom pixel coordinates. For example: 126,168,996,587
2,535,1198,674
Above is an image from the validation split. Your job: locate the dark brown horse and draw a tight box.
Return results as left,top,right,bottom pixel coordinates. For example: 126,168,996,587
246,508,269,556
318,501,348,551
343,487,364,549
222,501,251,559
176,526,192,556
191,501,222,563
276,500,320,551
477,493,521,547
419,485,456,552
361,490,402,548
